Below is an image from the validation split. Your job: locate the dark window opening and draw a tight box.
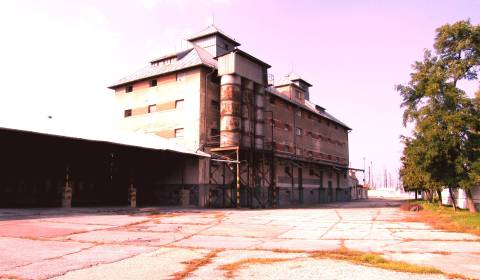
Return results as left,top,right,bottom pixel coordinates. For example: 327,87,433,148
124,109,132,118
125,85,133,93
210,128,220,137
149,79,157,87
211,100,220,110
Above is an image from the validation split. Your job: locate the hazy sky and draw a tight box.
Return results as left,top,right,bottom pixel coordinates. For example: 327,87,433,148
0,0,479,186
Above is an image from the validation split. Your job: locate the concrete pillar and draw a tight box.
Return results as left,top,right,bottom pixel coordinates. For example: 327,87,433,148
129,183,137,208
62,166,72,208
220,74,241,147
181,189,190,206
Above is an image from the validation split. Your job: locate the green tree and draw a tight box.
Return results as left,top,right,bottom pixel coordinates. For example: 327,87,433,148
397,20,480,212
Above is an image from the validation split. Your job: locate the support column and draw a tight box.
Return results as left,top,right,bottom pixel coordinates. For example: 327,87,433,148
129,183,137,208
62,166,72,208
220,75,241,147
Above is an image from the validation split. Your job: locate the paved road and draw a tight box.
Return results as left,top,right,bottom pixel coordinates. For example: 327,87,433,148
0,198,479,279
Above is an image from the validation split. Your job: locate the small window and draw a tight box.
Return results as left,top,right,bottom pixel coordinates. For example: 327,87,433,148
124,109,132,118
297,110,302,117
149,79,157,87
211,100,220,110
125,85,133,93
175,99,184,109
270,119,276,127
175,128,184,138
176,73,186,82
285,166,290,174
224,43,229,50
295,127,303,136
296,148,302,155
285,145,291,152
295,90,302,99
308,151,313,157
210,128,220,137
148,104,156,113
284,124,290,131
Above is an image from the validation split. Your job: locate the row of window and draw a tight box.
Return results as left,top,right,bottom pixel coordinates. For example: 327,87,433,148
269,96,342,130
124,73,187,93
284,167,346,179
124,99,184,118
270,119,346,147
273,142,346,163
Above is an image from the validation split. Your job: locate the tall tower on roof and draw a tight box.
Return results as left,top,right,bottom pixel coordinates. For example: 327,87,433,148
187,25,240,57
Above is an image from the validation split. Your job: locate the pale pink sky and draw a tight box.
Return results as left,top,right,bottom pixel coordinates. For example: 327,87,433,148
0,0,478,186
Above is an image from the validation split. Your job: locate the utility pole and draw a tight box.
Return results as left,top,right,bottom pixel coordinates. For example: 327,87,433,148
363,157,366,186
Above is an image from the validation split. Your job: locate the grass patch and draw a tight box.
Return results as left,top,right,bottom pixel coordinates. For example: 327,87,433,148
310,247,441,274
218,258,291,278
171,249,223,280
401,201,480,236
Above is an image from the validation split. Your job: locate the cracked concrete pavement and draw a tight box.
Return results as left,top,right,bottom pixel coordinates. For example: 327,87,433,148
0,198,479,279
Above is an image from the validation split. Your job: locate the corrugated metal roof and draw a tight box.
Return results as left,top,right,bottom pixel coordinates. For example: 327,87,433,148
0,119,209,157
187,24,240,46
266,87,351,130
109,46,218,88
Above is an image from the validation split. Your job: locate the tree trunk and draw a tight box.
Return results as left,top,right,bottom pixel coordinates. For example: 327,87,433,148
449,187,457,211
465,189,477,213
436,189,443,206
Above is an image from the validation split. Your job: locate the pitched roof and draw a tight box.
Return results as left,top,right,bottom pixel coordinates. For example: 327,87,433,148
266,86,351,130
109,45,217,88
0,118,209,157
274,72,312,87
187,24,240,46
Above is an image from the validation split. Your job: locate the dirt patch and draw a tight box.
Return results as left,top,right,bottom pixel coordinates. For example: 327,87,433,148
171,249,223,280
309,247,442,275
218,257,292,278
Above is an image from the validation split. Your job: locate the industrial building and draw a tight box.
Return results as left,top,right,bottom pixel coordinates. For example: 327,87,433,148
109,25,361,208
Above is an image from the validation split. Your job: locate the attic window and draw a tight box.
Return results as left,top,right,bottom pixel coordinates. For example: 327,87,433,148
125,85,133,93
150,79,157,87
124,109,132,118
295,90,302,99
176,72,186,82
224,43,229,50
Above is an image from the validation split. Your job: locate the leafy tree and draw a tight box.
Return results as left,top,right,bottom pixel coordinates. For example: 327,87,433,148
397,20,480,212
